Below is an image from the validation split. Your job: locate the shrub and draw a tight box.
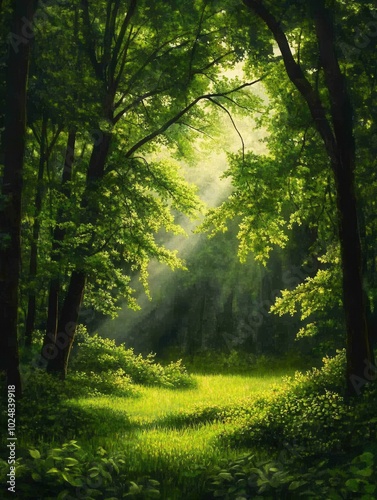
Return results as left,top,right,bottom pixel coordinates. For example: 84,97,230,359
181,349,312,375
21,364,137,400
183,350,257,374
218,350,377,455
13,369,133,441
70,328,195,389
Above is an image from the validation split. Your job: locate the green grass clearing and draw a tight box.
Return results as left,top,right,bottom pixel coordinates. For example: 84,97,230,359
66,373,288,498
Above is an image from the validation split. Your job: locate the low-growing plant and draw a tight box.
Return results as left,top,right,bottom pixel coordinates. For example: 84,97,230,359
218,350,377,455
0,441,161,499
174,349,312,375
70,327,195,389
13,368,134,442
205,450,377,499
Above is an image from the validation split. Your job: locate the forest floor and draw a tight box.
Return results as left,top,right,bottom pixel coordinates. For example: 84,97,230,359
68,372,289,498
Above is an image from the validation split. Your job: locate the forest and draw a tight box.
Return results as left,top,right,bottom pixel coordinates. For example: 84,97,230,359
1,0,377,498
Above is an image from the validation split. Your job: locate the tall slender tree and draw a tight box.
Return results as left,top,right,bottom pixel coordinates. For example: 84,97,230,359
0,0,38,394
241,0,371,394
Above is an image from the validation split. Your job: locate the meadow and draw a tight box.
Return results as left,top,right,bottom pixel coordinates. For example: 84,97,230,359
68,373,287,498
1,331,377,499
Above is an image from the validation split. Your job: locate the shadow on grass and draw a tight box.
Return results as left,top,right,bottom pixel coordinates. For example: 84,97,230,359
18,398,133,442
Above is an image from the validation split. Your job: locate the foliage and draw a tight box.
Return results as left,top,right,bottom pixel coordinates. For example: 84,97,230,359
11,368,132,441
205,450,377,499
182,349,311,375
70,327,195,389
7,359,377,499
219,350,377,456
0,441,161,499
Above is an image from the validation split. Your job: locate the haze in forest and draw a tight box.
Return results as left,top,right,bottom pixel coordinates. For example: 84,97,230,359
98,88,267,346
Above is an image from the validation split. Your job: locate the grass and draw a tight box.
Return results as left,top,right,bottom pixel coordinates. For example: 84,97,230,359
7,351,377,499
65,372,288,498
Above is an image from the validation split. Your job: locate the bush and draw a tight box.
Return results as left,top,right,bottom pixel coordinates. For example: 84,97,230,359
179,349,312,375
11,369,133,442
183,350,257,374
70,328,195,389
20,365,137,401
218,350,377,455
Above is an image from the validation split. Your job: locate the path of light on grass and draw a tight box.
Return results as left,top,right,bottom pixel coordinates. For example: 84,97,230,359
76,373,285,439
71,373,288,497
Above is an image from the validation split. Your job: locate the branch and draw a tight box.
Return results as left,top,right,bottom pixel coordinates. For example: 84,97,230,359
312,1,355,166
243,0,337,163
191,50,235,77
114,25,134,88
123,80,262,158
102,0,118,74
218,94,262,114
121,36,192,97
187,2,207,79
176,121,214,140
108,0,137,83
81,0,103,80
45,125,64,162
113,87,169,122
207,97,245,159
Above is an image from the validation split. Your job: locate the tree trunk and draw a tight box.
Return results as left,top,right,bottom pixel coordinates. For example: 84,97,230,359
25,115,47,346
46,270,86,378
42,131,76,357
45,131,112,377
0,0,37,395
334,162,371,393
356,189,376,357
313,3,371,394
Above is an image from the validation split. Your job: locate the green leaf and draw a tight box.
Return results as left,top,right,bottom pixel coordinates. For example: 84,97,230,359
47,468,60,474
64,457,79,466
357,467,373,477
146,489,160,498
360,452,374,464
57,490,71,500
29,449,41,459
345,478,360,492
289,480,305,491
365,484,376,494
128,481,142,494
218,472,233,481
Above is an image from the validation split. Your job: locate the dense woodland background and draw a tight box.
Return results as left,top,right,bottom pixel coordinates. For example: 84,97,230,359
2,0,377,498
1,0,377,381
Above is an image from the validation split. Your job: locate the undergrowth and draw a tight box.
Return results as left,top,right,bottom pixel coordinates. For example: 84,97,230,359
2,345,377,498
70,327,195,389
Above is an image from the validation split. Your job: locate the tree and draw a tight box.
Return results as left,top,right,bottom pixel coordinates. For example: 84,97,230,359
24,115,62,345
39,0,257,378
0,0,38,395
240,0,372,394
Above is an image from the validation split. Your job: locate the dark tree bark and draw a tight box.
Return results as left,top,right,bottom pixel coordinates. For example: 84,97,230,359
25,115,47,346
42,130,76,356
46,270,86,377
243,0,372,395
0,0,37,395
313,3,371,393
